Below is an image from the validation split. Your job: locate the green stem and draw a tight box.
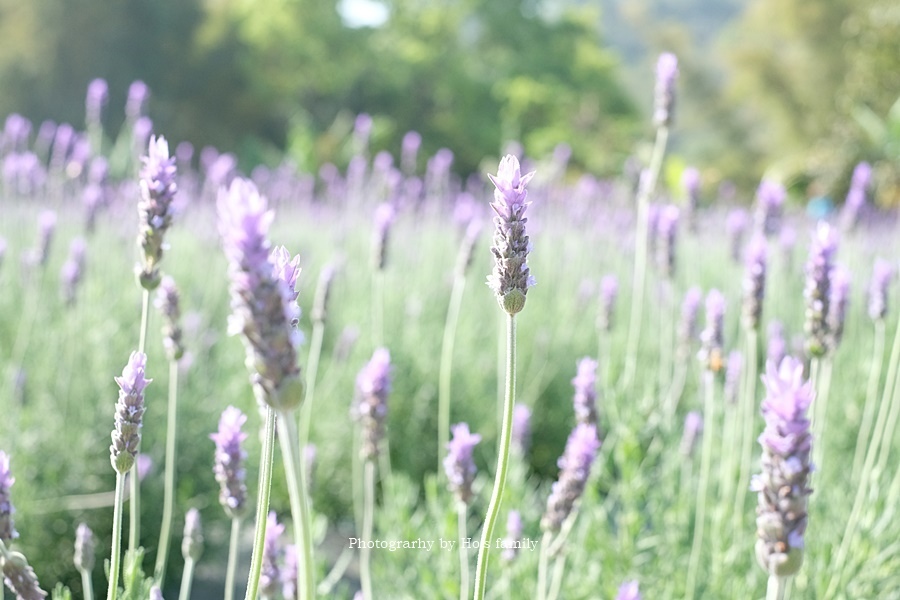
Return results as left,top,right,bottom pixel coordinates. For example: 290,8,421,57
81,568,94,600
873,346,900,479
300,319,326,461
276,411,316,600
546,551,567,600
244,405,276,600
851,320,886,483
439,272,468,476
317,546,354,596
130,288,151,554
812,358,834,472
154,360,180,584
536,531,552,600
473,313,517,600
621,125,670,389
731,329,759,543
766,575,787,600
360,460,376,600
106,473,126,600
177,558,195,600
685,371,716,600
457,503,469,600
372,269,384,348
224,518,241,600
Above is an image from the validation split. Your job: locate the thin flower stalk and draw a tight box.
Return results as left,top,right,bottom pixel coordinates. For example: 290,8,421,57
178,509,203,600
74,523,95,600
244,407,276,600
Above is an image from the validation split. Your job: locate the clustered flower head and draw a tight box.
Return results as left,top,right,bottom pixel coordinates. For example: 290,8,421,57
751,356,814,577
443,423,482,505
826,266,851,353
260,512,284,599
136,136,178,290
571,357,599,427
803,223,838,358
741,234,768,331
210,406,249,519
110,351,151,475
541,423,600,533
597,275,618,333
754,180,786,238
181,508,204,562
2,551,47,600
218,179,304,412
0,451,17,542
351,348,392,461
698,289,726,373
73,523,94,573
868,258,894,321
653,52,679,127
654,204,679,279
85,78,108,126
371,202,396,271
155,275,185,361
511,403,532,455
487,155,536,315
726,208,749,263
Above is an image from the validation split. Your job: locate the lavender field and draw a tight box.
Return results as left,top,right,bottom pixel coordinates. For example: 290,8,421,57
2,65,900,600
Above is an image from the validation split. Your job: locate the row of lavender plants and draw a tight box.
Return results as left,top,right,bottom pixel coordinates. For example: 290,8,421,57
1,56,900,599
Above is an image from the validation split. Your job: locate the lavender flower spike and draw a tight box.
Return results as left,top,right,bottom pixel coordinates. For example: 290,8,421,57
698,289,726,373
444,423,482,505
680,411,703,457
540,423,600,533
155,275,185,361
868,258,894,321
136,135,177,290
74,523,95,572
218,179,304,411
741,234,768,331
754,180,786,237
571,357,599,427
0,451,17,542
511,404,532,455
2,551,47,600
110,352,151,475
351,348,392,461
826,266,851,353
487,154,535,315
803,223,838,358
502,510,523,561
260,512,285,599
616,580,641,600
210,406,249,519
181,508,204,561
653,52,679,127
751,356,814,577
597,275,618,333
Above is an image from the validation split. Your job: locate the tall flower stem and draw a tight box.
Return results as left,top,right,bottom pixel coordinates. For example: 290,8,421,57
224,518,242,600
686,371,716,599
851,320,886,482
276,410,315,600
106,473,126,600
153,359,179,584
244,406,276,600
731,329,759,540
81,568,94,600
457,503,469,600
474,313,516,600
812,358,834,471
767,575,787,600
130,288,151,554
621,126,669,389
177,554,196,600
372,269,385,348
439,270,468,475
360,460,376,600
536,531,553,600
300,317,326,462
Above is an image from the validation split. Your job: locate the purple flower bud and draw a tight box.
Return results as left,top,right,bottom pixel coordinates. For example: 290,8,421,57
653,52,679,127
654,204,679,278
74,523,95,572
487,155,536,314
751,357,814,577
755,180,786,237
698,289,726,372
401,130,422,174
137,135,178,290
512,404,532,455
767,321,787,367
501,510,523,561
311,263,337,325
541,424,600,533
678,286,703,360
372,202,396,270
211,406,249,519
126,80,149,120
803,223,838,358
150,586,164,600
868,258,894,321
260,512,284,599
155,276,185,361
572,358,599,427
353,113,373,146
726,208,748,263
1,551,46,600
827,266,851,352
0,451,18,542
352,348,392,461
443,423,482,505
741,234,768,331
85,78,109,125
110,351,151,474
680,411,703,457
181,507,204,561
282,544,299,600
597,275,619,332
616,580,641,600
133,117,153,152
60,238,87,306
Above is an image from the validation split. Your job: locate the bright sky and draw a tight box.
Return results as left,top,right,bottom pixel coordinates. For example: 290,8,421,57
338,0,389,28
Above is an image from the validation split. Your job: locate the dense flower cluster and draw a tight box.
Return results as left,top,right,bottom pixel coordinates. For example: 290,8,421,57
443,423,481,505
351,348,392,461
803,223,838,358
571,357,599,427
210,406,249,519
541,424,600,533
110,351,151,475
136,136,177,290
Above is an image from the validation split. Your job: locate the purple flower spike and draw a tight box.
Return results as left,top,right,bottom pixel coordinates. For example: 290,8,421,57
655,204,679,278
752,357,814,577
352,348,392,461
0,451,18,542
616,580,641,600
110,352,151,475
725,351,743,405
572,357,599,427
597,275,618,333
444,422,482,505
827,266,851,352
541,424,600,533
741,234,768,331
74,523,95,572
502,510,523,561
137,135,178,290
2,551,47,600
803,223,838,358
726,208,749,263
512,404,532,455
85,78,108,125
372,202,396,270
698,289,726,372
211,406,249,519
181,507,204,561
260,512,285,599
282,544,299,600
767,321,787,368
155,276,185,361
487,155,536,315
755,180,786,237
219,179,304,412
868,258,894,321
678,286,703,360
680,411,703,457
653,52,679,127
126,80,149,120
841,161,872,230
